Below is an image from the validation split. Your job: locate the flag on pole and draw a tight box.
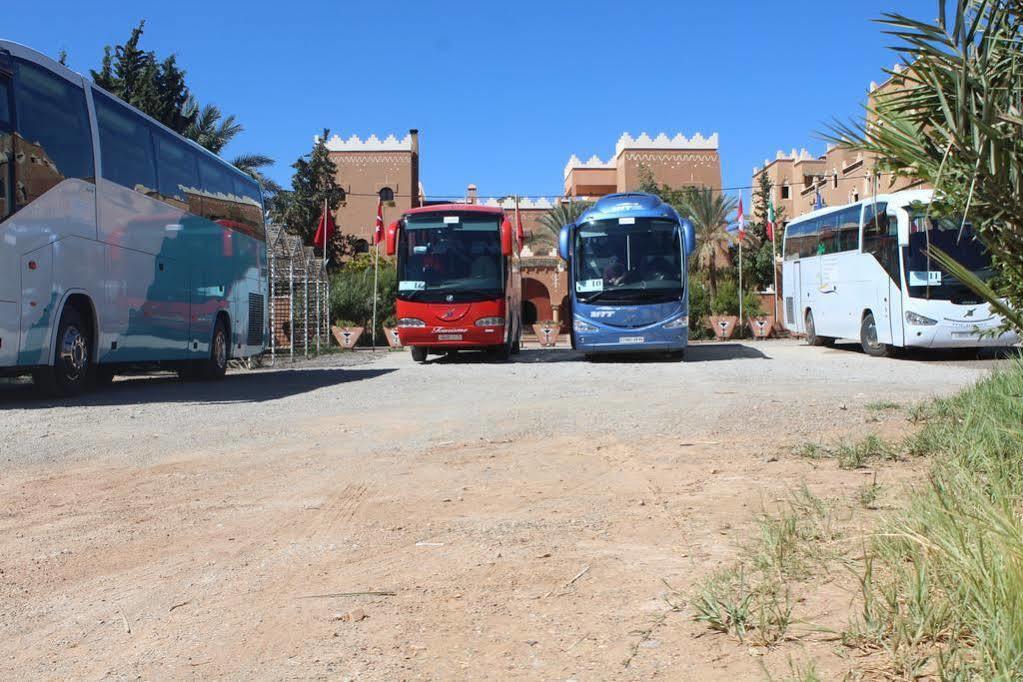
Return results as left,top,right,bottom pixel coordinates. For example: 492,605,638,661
737,198,745,241
515,202,525,253
814,189,825,211
372,197,384,245
766,198,776,242
312,206,336,249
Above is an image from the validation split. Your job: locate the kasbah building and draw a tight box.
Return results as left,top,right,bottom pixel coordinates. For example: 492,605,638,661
322,130,721,333
752,65,926,233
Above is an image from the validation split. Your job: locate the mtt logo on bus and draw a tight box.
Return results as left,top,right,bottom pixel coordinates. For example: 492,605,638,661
558,193,695,359
385,204,522,363
782,189,1019,356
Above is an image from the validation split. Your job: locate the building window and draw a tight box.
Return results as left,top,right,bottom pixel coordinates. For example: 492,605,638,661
851,189,859,203
378,186,394,202
832,172,838,189
353,238,369,254
780,184,790,200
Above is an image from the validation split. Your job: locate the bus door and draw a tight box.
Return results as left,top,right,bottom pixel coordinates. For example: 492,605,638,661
863,202,901,346
791,260,805,333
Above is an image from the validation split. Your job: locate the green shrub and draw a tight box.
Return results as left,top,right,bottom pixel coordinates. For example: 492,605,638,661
329,256,396,345
710,278,764,317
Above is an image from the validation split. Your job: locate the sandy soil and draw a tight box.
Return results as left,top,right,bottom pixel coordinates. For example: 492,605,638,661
0,340,997,679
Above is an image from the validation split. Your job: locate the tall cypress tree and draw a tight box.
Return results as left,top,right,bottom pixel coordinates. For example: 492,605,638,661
273,130,349,263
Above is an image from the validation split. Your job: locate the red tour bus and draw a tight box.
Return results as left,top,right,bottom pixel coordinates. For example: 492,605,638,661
385,204,522,363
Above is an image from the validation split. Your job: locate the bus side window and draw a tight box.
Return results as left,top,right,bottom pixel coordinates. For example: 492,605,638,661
154,130,201,214
800,218,821,258
0,76,12,220
819,214,839,254
94,92,158,197
13,59,95,208
862,202,899,281
837,206,860,251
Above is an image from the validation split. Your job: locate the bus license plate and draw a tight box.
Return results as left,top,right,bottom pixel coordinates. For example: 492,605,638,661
619,336,644,344
438,334,462,341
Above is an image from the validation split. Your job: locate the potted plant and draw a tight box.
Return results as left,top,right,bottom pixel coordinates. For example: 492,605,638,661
331,319,364,349
382,315,402,349
532,320,559,347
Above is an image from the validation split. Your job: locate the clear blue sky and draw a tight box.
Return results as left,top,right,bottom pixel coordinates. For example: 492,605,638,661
7,0,938,204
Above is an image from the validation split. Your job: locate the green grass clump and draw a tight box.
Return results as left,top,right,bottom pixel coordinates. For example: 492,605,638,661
793,435,900,469
848,358,1023,678
692,487,833,646
866,400,901,411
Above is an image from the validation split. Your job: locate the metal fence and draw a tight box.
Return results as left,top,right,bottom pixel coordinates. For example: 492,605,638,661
266,225,330,363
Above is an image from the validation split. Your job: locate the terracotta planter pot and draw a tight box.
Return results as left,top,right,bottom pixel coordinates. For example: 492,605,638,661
749,316,775,339
532,322,559,347
709,315,739,340
331,326,364,349
383,326,402,349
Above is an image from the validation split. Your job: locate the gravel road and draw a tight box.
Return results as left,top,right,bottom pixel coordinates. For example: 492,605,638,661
0,339,1001,679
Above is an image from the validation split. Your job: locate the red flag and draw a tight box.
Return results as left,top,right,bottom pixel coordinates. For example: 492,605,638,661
515,211,524,252
312,207,336,249
372,198,384,245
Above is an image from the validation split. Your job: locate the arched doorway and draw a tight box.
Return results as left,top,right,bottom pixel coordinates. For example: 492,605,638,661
522,301,538,326
521,277,553,328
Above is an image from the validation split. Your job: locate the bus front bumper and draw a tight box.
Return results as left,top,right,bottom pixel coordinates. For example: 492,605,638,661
575,328,688,353
904,324,1020,349
397,325,506,349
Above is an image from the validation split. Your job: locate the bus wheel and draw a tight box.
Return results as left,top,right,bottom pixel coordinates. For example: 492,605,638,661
804,310,833,347
410,346,427,363
860,312,893,358
34,306,92,397
198,318,230,380
510,332,521,355
489,343,511,362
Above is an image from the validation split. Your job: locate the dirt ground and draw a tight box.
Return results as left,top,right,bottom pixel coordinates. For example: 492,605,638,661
0,340,999,679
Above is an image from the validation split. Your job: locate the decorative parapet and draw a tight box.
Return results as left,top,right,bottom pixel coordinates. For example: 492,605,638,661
562,154,615,179
615,131,718,156
477,196,556,210
753,148,818,174
319,133,413,152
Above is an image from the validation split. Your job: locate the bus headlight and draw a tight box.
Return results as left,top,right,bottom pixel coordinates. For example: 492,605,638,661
574,318,598,333
905,311,937,326
475,317,505,327
397,317,426,327
663,315,689,330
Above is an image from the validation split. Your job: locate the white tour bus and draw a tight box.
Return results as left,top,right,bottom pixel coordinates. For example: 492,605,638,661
0,41,268,396
782,189,1019,356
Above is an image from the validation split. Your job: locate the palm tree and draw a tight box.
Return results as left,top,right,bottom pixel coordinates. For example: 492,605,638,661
828,0,1023,332
682,188,737,299
539,199,593,238
231,153,282,197
182,97,242,154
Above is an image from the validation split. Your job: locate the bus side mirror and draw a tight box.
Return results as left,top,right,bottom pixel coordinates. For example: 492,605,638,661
682,219,696,258
500,218,513,256
385,221,399,256
558,225,571,261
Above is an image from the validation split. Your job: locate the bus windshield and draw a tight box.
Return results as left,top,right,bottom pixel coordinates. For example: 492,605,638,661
904,212,995,302
397,213,503,302
574,217,682,303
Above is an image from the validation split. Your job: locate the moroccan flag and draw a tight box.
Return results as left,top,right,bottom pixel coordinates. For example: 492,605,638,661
312,207,336,249
766,198,776,242
372,197,384,245
737,198,745,241
515,208,525,252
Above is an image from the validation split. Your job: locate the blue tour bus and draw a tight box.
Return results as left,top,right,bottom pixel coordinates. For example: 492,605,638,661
0,41,267,396
558,193,695,359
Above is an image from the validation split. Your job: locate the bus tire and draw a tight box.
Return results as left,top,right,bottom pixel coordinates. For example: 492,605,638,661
33,305,92,397
804,310,833,347
410,346,427,363
198,317,230,380
860,312,893,358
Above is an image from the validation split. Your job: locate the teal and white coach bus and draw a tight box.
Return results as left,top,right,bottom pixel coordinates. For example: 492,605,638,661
782,189,1018,356
0,41,267,396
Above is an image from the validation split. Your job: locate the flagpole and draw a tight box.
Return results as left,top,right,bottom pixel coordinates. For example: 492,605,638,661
738,237,744,337
323,197,329,350
771,228,780,324
371,201,380,352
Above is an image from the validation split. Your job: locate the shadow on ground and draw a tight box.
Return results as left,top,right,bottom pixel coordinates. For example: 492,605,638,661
421,343,771,365
0,367,396,409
